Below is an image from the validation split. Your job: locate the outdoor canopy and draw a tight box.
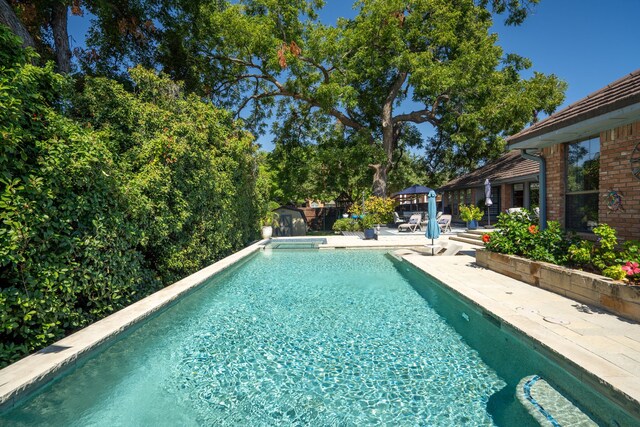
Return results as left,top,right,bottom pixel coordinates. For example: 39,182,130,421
393,184,435,196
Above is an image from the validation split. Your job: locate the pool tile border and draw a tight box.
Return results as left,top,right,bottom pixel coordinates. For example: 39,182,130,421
0,241,266,412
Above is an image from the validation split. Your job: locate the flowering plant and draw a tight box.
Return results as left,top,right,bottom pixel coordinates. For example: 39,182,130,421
622,262,640,281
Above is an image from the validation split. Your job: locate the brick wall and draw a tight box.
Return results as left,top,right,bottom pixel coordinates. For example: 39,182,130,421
599,121,640,241
542,121,640,241
542,143,566,228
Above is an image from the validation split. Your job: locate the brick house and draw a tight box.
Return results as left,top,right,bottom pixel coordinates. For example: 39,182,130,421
438,151,540,224
508,69,640,241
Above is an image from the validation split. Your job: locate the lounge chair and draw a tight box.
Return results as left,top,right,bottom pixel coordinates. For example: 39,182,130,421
393,212,406,226
437,214,452,233
398,214,422,232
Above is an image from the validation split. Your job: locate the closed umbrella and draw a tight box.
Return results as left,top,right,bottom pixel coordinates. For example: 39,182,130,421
425,190,440,255
484,179,493,226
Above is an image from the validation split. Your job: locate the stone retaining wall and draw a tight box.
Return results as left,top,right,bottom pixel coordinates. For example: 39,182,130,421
476,249,640,323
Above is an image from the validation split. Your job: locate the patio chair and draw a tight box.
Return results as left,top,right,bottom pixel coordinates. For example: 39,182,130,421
437,214,452,233
393,212,406,226
398,214,422,232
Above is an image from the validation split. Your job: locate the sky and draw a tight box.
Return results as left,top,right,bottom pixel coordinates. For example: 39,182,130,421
68,0,640,150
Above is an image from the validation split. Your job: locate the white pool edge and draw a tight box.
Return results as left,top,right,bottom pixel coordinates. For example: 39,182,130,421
0,240,267,411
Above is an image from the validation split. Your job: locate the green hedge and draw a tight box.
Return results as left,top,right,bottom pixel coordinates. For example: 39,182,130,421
0,26,263,367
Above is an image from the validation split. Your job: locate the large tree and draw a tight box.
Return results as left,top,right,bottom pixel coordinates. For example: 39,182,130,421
180,0,564,196
0,0,159,75
0,0,79,72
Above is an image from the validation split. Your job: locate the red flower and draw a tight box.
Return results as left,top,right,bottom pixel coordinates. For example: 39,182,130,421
482,234,490,243
622,261,640,276
528,225,538,234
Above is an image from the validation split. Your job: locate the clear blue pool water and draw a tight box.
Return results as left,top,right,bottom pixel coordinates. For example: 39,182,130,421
1,250,634,426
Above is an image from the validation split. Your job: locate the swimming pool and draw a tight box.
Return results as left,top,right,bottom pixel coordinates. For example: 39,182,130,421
0,250,635,425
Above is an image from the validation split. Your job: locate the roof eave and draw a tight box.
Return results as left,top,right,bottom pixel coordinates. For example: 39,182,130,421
508,103,640,150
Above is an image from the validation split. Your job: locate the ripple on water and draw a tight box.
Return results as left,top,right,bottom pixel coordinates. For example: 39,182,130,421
167,251,506,426
1,250,505,426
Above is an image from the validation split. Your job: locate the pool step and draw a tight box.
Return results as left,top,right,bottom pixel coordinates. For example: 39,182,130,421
516,375,597,427
449,229,494,247
449,233,485,246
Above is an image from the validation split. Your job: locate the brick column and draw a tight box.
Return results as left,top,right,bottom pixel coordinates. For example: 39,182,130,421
599,121,640,241
543,144,566,227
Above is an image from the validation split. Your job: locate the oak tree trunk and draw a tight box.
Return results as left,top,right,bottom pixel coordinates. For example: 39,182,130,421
51,3,71,73
370,164,387,197
0,0,36,48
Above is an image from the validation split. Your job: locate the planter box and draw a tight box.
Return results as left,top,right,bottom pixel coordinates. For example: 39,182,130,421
476,249,640,323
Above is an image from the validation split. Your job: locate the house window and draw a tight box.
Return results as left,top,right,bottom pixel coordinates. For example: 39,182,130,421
529,183,539,209
513,183,524,207
566,136,600,232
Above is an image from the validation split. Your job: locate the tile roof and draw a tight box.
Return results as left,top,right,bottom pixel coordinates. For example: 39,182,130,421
438,151,538,191
508,69,640,145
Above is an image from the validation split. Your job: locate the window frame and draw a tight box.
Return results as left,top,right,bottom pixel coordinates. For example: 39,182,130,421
564,136,600,232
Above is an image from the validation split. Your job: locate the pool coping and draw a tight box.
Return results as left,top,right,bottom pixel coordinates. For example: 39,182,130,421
0,240,267,411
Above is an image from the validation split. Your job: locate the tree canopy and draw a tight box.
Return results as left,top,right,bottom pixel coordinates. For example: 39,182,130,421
151,0,565,195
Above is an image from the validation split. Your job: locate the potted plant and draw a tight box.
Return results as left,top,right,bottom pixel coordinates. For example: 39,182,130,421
459,204,484,230
359,196,397,239
261,203,280,239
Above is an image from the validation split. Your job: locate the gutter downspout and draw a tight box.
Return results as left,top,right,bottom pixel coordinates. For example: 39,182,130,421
520,149,547,230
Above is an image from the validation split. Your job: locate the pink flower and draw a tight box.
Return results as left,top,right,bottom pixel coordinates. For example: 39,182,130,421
621,261,640,276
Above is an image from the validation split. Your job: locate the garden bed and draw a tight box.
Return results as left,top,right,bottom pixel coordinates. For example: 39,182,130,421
476,249,640,323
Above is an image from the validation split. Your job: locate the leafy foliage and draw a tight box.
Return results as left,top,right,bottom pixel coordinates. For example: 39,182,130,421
568,225,640,283
484,210,571,264
486,208,640,284
332,218,362,232
459,204,484,222
0,26,263,366
143,0,565,195
72,66,262,283
0,27,156,366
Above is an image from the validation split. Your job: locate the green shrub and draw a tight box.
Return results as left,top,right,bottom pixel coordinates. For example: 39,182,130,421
484,209,570,264
0,27,156,366
487,206,638,283
459,204,484,222
332,218,361,232
73,66,261,284
602,265,626,281
0,26,263,366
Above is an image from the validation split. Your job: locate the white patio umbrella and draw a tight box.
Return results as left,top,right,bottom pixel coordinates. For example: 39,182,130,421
484,178,493,226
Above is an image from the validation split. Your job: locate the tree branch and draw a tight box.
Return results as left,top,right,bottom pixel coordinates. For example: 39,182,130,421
393,94,448,124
